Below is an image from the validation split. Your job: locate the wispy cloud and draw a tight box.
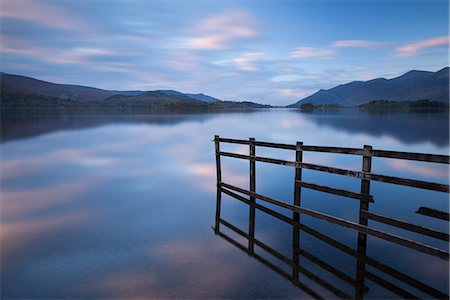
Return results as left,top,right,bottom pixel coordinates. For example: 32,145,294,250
395,36,449,57
290,47,335,58
332,39,386,48
181,10,258,50
277,88,316,100
270,74,303,82
0,0,86,31
232,52,263,71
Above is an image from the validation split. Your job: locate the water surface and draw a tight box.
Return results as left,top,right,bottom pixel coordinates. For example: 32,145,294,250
1,108,449,299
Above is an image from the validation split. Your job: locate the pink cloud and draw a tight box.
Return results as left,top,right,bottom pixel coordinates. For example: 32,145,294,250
182,11,258,50
277,88,315,100
232,52,263,71
332,39,386,48
389,160,449,178
2,210,92,258
1,0,86,31
395,36,449,57
290,46,335,59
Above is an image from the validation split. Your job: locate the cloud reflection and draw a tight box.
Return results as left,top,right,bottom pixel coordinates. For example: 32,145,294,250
389,160,449,179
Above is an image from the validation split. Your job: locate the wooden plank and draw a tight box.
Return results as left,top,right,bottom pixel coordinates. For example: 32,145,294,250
292,141,303,281
214,135,222,232
298,181,374,202
356,145,372,300
362,210,449,241
219,151,450,193
219,151,250,160
218,137,450,164
416,207,450,221
221,186,449,299
359,144,373,228
220,182,449,260
254,140,296,150
302,145,366,155
248,138,256,253
253,155,296,167
366,173,449,193
218,137,249,145
372,149,450,164
221,187,292,224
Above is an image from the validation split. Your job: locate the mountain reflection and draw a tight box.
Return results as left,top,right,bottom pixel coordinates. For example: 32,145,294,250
0,108,219,142
299,109,449,147
1,109,449,146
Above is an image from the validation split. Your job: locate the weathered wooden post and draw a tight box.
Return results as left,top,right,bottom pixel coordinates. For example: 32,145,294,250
214,135,222,233
248,137,256,254
292,142,303,282
356,144,372,299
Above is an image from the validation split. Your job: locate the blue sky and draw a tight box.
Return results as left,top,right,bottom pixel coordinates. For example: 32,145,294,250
1,0,448,105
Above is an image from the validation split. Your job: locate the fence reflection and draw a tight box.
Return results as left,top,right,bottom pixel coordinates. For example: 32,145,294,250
214,187,448,299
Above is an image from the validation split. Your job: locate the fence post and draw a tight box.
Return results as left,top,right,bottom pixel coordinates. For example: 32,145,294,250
356,144,372,299
214,135,222,233
292,142,303,282
248,137,256,254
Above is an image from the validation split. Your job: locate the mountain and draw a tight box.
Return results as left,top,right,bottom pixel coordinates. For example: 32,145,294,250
185,93,220,103
104,91,205,105
0,73,268,109
157,90,220,102
0,72,116,101
290,67,449,107
112,90,144,96
0,73,223,103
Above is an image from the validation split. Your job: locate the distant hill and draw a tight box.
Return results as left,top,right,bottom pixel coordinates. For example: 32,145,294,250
290,67,449,107
0,73,223,103
0,72,116,101
157,90,220,102
112,90,144,96
104,91,206,106
0,73,268,109
185,93,220,102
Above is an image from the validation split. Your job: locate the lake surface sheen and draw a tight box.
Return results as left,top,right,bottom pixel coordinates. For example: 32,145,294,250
1,109,449,299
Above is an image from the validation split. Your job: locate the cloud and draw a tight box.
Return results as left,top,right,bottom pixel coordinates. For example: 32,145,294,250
277,88,316,100
395,36,449,57
270,74,303,82
1,34,115,65
0,0,86,31
332,40,386,48
181,10,258,50
290,47,335,58
233,52,263,71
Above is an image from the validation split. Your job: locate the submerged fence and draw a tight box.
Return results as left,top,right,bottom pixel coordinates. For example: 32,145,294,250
213,135,449,299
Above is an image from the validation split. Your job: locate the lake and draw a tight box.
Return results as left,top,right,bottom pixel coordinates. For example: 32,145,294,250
1,108,449,299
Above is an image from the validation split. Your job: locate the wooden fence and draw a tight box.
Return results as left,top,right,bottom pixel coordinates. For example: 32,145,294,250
213,135,450,299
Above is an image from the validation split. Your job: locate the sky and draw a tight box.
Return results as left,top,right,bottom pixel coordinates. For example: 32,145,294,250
1,0,449,105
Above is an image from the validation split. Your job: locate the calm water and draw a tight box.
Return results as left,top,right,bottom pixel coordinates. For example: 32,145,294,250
1,108,449,299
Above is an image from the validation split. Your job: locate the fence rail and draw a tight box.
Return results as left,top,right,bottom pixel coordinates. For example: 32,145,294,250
217,137,450,164
213,135,449,299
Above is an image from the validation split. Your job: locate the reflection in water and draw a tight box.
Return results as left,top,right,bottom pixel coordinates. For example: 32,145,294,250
1,108,448,298
0,108,218,142
214,190,449,299
299,110,449,146
1,108,449,146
